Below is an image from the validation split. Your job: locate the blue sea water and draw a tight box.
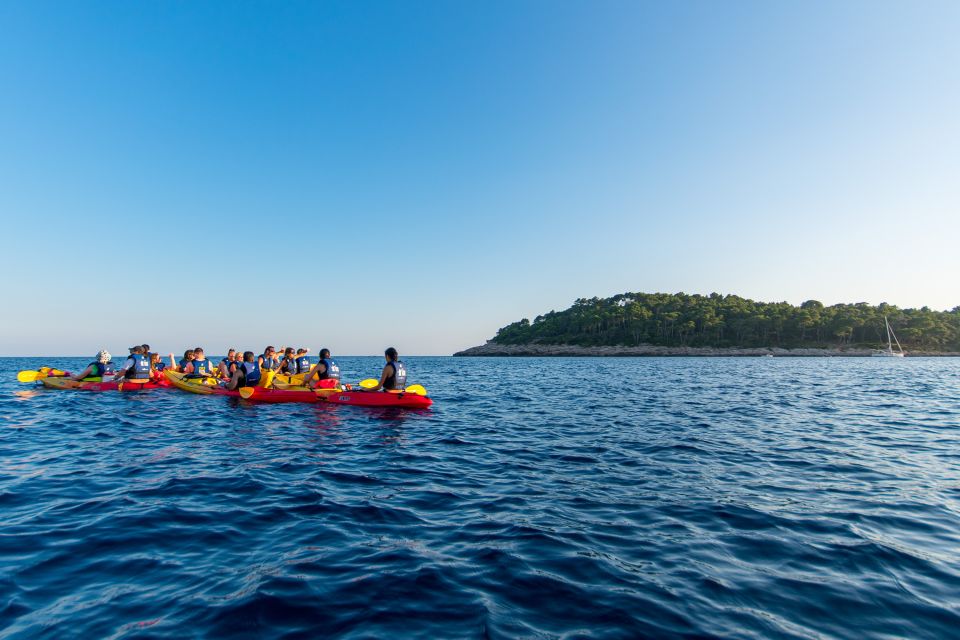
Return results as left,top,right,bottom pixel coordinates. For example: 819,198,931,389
1,356,959,639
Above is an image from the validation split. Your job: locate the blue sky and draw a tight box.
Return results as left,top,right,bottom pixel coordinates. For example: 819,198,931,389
1,1,957,355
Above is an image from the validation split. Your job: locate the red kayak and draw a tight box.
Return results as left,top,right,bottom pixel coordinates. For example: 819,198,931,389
324,390,433,409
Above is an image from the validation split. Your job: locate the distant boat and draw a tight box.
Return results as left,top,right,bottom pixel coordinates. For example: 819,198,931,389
872,316,905,357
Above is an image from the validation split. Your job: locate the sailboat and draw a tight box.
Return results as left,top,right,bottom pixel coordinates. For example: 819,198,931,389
872,316,905,357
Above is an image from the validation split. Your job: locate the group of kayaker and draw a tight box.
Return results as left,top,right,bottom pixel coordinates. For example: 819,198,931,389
71,344,157,384
71,344,408,392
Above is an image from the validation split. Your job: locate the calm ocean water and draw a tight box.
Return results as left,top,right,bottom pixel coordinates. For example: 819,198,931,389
1,356,959,639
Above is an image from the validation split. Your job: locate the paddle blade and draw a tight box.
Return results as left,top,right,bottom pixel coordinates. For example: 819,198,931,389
358,378,379,389
405,384,427,396
239,387,256,399
17,370,41,383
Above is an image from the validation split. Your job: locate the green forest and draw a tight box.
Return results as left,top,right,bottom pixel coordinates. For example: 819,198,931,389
491,292,960,351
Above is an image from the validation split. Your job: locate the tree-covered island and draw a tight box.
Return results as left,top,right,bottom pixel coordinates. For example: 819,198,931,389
455,292,960,356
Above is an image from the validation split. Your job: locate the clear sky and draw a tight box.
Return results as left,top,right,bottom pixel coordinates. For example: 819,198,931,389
1,1,957,356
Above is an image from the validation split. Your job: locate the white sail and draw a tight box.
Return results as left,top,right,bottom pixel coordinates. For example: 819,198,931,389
872,316,905,357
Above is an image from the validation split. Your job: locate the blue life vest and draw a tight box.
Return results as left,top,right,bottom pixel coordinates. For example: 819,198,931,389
124,354,151,380
155,361,166,372
260,354,279,371
191,359,212,377
295,356,311,374
179,359,191,371
241,361,261,386
384,360,406,390
319,358,340,381
220,358,234,374
82,362,105,382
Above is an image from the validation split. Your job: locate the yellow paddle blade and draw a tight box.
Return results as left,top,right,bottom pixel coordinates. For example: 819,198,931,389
17,370,42,383
359,378,379,389
239,387,256,399
405,384,427,396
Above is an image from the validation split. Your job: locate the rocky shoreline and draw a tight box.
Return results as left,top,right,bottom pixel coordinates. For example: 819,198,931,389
453,342,959,357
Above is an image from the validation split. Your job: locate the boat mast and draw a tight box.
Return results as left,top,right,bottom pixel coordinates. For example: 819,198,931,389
889,319,903,354
885,316,893,352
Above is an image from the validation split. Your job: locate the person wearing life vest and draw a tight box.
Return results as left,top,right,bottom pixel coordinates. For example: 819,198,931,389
149,352,166,379
279,347,297,375
114,345,152,383
71,350,112,382
226,351,261,391
302,348,340,388
173,349,195,373
258,346,279,372
218,349,239,379
294,348,311,374
365,347,406,392
184,347,213,378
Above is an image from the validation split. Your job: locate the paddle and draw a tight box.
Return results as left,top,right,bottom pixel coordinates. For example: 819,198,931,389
354,378,427,395
17,368,69,383
238,387,256,399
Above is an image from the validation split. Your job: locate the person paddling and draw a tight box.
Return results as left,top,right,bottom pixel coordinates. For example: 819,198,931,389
258,346,279,372
302,348,340,388
183,347,213,378
364,347,406,392
71,350,112,382
226,351,261,391
114,345,152,383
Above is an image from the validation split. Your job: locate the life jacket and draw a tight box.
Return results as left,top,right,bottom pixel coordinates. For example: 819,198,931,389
179,358,191,372
295,356,311,374
81,362,105,382
154,361,165,372
124,354,151,381
189,358,212,377
260,354,279,371
241,360,261,386
280,357,296,374
318,358,340,381
384,360,406,390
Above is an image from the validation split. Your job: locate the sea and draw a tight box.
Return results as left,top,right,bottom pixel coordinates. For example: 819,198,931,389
1,356,959,639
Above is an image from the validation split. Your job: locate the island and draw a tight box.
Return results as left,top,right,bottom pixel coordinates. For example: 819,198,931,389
454,292,960,356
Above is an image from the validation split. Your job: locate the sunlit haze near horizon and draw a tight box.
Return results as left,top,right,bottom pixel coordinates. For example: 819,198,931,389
1,1,957,356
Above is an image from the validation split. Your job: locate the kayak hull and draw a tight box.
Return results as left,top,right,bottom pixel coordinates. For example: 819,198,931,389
164,370,240,396
243,387,341,403
82,379,168,391
40,377,82,390
41,377,168,391
325,390,433,408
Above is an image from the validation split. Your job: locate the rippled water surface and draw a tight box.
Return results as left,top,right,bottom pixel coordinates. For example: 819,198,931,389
2,356,959,639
